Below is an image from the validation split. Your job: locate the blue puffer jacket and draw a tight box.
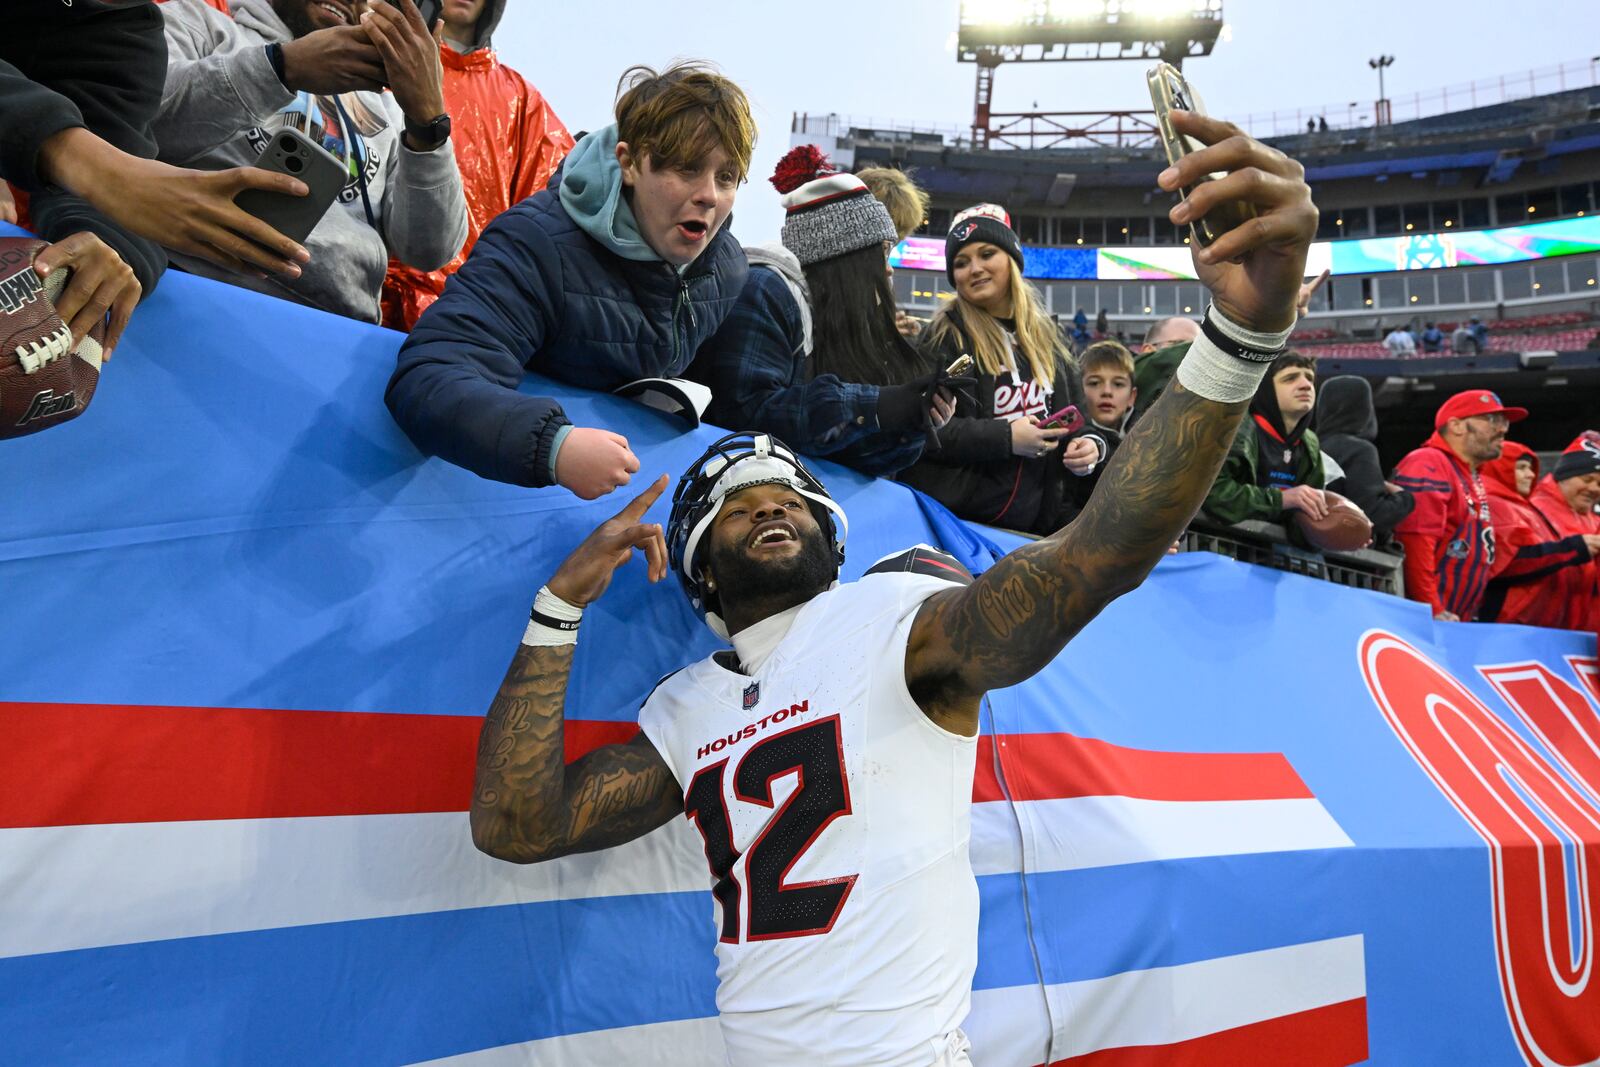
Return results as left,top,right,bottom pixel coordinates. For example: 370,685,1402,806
385,126,747,488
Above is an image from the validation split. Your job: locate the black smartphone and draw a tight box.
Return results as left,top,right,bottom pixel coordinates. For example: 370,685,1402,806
234,128,347,246
1147,62,1257,248
387,0,442,26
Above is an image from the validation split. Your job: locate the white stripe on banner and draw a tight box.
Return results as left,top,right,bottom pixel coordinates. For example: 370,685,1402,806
409,1015,727,1067
963,935,1368,1065
0,813,709,960
0,797,1349,960
406,937,1366,1067
969,796,1354,875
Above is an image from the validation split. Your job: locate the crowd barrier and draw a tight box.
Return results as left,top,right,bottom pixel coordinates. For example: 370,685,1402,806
3,235,1598,1066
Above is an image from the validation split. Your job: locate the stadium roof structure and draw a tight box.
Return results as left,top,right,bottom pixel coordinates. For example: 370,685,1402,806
955,1,1225,148
833,85,1600,213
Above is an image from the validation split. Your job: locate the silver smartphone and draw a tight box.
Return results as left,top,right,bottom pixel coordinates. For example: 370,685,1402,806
1147,62,1257,247
234,127,348,246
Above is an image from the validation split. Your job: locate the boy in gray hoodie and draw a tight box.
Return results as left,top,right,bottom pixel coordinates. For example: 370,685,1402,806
154,0,467,323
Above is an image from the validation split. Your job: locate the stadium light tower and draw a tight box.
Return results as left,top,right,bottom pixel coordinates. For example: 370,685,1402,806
957,0,1225,148
1369,54,1395,126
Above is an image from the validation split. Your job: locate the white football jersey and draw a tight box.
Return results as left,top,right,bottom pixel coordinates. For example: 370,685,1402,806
638,569,980,1067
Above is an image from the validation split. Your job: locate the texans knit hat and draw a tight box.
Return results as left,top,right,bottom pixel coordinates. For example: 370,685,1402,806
945,203,1023,286
771,145,896,266
1553,431,1600,481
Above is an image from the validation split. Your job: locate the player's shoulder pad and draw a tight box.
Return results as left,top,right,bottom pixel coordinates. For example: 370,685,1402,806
863,544,974,585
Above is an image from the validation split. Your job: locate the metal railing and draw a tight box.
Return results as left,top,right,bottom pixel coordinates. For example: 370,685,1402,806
1229,56,1600,139
796,55,1600,151
1180,519,1406,598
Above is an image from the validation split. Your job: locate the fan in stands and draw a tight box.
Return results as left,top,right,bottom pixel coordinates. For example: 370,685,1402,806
0,237,105,439
1293,491,1374,552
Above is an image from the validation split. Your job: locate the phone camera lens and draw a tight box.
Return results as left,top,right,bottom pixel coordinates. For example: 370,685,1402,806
279,136,298,153
285,155,304,173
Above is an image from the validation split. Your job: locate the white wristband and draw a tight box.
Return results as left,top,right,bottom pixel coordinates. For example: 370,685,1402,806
521,585,584,647
1175,304,1293,404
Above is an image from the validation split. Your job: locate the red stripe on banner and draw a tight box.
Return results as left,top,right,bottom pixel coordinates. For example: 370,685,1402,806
972,733,1313,804
1047,997,1368,1067
1,702,1308,827
0,702,637,829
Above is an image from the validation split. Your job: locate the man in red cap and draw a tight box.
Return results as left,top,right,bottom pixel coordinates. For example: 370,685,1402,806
1391,389,1528,621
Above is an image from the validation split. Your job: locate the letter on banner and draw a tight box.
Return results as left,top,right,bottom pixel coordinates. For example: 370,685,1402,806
1361,632,1600,1067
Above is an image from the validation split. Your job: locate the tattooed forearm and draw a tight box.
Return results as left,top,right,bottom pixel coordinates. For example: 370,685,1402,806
470,643,678,863
912,382,1247,707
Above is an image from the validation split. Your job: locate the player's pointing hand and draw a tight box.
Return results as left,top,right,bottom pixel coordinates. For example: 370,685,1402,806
547,474,670,606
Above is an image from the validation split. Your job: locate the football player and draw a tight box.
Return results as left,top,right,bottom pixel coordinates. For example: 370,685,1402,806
469,109,1319,1066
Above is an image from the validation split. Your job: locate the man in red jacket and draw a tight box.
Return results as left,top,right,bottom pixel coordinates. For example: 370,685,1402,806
1479,441,1599,627
1392,390,1527,621
381,0,574,330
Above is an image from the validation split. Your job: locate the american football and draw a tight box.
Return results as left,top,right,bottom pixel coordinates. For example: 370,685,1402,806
0,236,104,439
1293,490,1374,553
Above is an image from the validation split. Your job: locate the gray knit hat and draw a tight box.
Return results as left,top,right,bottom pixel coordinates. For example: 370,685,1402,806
771,145,897,266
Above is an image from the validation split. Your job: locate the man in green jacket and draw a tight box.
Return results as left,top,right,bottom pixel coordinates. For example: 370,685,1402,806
1203,350,1329,524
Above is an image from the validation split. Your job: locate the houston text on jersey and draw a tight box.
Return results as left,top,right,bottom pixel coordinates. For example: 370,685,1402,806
696,700,811,760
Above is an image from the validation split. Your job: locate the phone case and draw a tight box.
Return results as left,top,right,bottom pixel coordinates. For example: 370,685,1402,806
234,127,350,246
1146,62,1256,248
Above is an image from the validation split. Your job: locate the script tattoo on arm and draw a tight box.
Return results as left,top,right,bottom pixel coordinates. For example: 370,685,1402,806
470,643,681,863
907,381,1248,727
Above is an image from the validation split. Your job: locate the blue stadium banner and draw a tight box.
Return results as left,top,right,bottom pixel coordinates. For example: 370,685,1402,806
2,229,1597,1065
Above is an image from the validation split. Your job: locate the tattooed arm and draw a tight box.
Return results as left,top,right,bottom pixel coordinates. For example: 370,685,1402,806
905,111,1319,734
470,476,682,863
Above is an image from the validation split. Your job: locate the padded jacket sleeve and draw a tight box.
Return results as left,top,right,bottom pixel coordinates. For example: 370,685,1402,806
385,206,570,487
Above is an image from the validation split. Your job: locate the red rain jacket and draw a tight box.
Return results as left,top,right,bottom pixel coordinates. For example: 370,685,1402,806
380,41,573,332
1479,443,1593,628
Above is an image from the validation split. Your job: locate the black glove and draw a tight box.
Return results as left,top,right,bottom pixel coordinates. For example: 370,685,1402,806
875,380,930,433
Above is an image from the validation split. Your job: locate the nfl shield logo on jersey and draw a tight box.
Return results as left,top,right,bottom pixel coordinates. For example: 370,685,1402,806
742,682,760,710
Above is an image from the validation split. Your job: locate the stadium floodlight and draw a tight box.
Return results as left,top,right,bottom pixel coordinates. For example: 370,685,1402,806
965,0,1042,27
1369,54,1395,124
1119,0,1205,19
957,0,1222,60
1048,0,1107,19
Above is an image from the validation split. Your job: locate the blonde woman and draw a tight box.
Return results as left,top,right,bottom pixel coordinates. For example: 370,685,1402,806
900,204,1102,534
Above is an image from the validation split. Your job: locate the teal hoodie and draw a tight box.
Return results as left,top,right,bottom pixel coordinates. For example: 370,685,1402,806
558,125,662,263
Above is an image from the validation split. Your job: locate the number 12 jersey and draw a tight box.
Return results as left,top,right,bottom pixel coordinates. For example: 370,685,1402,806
638,570,980,1067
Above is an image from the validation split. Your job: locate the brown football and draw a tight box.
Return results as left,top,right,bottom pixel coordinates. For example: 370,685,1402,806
1293,490,1373,552
0,236,104,439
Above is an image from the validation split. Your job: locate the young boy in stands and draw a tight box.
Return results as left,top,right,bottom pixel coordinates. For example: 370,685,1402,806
387,62,753,500
1202,350,1328,527
1061,340,1137,522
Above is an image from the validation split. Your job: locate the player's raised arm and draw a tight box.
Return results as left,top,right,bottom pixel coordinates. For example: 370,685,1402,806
470,475,682,863
905,112,1318,727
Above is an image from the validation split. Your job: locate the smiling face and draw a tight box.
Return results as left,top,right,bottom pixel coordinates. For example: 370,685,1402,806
1273,365,1317,424
951,242,1013,316
272,0,354,34
700,483,835,629
1560,471,1600,515
617,141,738,267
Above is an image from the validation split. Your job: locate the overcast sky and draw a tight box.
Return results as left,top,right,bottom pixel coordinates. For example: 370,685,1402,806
491,1,1600,246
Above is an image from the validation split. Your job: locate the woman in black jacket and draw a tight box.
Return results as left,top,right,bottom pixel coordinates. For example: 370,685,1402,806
1316,375,1415,545
898,204,1098,534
